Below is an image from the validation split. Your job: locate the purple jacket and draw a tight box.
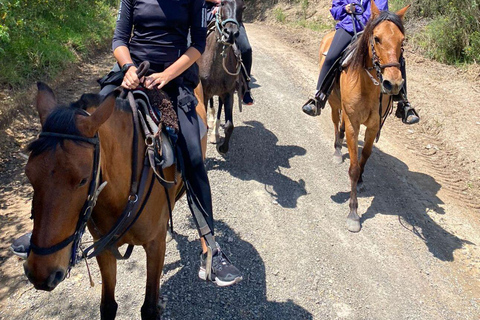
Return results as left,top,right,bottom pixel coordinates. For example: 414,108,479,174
331,0,388,33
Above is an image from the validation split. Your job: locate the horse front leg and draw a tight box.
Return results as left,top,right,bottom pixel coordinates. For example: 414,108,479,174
344,118,361,232
358,124,379,192
217,93,234,154
208,97,222,144
141,232,167,320
329,94,344,164
96,251,118,320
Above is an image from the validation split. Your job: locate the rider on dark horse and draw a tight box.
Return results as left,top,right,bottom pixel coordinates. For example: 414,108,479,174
206,0,255,105
12,0,242,287
302,0,419,125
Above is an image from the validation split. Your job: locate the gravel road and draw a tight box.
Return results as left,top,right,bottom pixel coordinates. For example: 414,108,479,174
1,23,480,320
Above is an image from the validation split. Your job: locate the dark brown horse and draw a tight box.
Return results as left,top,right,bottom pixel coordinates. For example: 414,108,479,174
23,82,207,319
320,1,410,232
198,0,245,154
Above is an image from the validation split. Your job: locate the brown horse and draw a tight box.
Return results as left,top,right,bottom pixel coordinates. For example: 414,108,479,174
198,0,245,154
320,1,410,232
23,82,207,319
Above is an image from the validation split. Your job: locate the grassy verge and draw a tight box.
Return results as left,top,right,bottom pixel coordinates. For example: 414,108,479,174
0,0,117,89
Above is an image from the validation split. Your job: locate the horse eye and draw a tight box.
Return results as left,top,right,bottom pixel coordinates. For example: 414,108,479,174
374,36,381,44
79,178,88,187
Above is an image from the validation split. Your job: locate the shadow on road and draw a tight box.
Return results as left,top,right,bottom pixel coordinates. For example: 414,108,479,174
161,220,312,319
206,120,307,208
330,145,472,262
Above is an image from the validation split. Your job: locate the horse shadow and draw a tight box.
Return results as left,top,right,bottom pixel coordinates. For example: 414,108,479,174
161,220,312,319
206,120,307,208
330,145,472,262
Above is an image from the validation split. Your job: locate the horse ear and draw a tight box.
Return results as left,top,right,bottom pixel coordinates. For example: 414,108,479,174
35,82,57,126
370,0,380,19
78,89,121,137
396,4,411,20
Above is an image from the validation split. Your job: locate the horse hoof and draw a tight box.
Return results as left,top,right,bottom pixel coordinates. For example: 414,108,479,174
333,152,343,164
346,219,361,233
217,142,229,155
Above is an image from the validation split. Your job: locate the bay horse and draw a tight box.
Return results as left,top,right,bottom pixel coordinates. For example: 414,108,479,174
320,1,410,232
198,0,245,154
23,82,207,319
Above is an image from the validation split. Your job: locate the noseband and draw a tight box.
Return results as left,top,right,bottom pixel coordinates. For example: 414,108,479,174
215,6,239,46
29,111,104,270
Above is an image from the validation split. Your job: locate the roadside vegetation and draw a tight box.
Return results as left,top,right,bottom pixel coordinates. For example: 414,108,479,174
249,0,480,65
0,0,118,88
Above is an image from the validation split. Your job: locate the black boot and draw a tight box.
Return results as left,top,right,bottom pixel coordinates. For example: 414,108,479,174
395,100,420,125
302,92,327,117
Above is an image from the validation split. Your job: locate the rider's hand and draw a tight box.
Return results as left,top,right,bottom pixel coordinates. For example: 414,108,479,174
345,3,354,14
144,71,173,90
121,66,140,90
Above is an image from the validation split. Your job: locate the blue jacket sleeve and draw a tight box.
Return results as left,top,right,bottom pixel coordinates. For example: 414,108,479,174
330,0,348,21
375,0,388,11
112,0,133,52
190,0,207,54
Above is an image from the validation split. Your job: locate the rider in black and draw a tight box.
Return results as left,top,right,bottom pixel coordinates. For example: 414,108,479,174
12,0,242,288
206,0,254,105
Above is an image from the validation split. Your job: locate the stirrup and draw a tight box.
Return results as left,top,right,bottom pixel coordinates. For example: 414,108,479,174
397,102,419,125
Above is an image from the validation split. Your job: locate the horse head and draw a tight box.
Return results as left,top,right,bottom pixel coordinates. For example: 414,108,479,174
352,1,410,95
23,83,117,291
217,0,245,44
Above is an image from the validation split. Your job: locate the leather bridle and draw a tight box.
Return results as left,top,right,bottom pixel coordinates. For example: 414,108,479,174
29,111,104,270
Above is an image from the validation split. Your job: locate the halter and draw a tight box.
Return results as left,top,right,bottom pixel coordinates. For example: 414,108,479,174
214,4,243,76
368,38,402,90
29,110,105,270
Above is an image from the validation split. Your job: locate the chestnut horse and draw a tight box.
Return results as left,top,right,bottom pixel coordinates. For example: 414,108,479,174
23,82,207,319
320,1,410,232
198,0,245,154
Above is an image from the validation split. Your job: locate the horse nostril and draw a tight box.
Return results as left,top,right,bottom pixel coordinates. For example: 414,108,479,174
382,80,393,92
234,30,240,38
46,269,65,289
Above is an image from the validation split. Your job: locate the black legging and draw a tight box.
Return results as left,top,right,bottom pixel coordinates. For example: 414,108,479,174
316,28,353,92
236,22,252,86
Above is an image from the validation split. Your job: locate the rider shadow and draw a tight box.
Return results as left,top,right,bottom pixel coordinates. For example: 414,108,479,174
206,120,307,208
161,220,313,320
330,145,471,262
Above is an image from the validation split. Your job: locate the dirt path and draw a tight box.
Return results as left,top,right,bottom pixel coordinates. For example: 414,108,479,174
1,23,480,319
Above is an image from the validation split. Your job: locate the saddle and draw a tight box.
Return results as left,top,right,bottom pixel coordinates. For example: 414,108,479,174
319,34,362,96
132,88,177,170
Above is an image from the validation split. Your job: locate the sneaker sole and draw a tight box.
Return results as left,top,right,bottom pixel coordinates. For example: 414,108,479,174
10,247,27,259
198,268,243,287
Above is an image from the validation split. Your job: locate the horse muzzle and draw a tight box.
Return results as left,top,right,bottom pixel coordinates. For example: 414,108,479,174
381,78,404,96
221,23,239,45
24,260,67,291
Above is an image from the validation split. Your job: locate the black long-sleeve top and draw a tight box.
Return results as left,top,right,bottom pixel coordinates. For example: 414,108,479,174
112,0,207,71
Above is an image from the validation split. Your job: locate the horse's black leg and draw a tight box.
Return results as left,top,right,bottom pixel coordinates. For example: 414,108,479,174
218,93,234,154
96,251,118,320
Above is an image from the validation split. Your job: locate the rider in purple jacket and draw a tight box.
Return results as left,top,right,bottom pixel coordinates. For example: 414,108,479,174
302,0,419,125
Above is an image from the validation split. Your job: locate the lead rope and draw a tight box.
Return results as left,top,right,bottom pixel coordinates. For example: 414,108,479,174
80,246,95,287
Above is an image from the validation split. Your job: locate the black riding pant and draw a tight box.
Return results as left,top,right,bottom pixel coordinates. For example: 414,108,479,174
236,22,252,87
316,28,353,92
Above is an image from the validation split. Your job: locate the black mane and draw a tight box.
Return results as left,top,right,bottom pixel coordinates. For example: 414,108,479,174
350,10,405,72
28,93,104,157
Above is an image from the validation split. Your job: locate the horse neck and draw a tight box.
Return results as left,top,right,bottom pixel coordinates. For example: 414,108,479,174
91,106,139,212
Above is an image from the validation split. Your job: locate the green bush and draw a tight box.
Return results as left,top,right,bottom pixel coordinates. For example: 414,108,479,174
0,0,117,88
392,0,480,64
